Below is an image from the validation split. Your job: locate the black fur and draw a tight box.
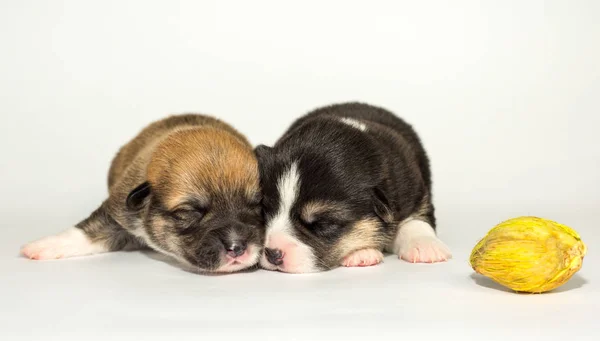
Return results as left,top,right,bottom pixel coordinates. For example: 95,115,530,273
75,201,145,252
256,102,435,270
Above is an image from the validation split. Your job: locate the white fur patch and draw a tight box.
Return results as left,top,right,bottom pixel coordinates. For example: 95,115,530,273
393,219,452,263
261,162,317,273
340,117,367,131
21,227,108,260
268,162,300,236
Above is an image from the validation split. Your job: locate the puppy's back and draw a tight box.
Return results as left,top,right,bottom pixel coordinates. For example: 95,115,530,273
285,102,432,191
108,114,250,190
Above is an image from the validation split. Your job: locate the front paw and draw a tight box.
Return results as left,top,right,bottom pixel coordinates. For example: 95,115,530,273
341,248,384,267
398,236,451,263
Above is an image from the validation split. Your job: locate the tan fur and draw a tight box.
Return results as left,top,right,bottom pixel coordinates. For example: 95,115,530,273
109,114,249,186
301,201,344,223
147,127,259,210
331,218,388,262
104,114,258,221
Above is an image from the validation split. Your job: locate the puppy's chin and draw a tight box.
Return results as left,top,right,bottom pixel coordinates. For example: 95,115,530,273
152,243,261,274
212,244,262,273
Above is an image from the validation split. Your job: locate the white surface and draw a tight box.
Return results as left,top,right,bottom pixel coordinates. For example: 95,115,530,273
1,1,599,340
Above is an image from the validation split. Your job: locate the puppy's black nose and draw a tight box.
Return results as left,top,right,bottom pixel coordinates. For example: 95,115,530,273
265,248,284,266
223,241,247,258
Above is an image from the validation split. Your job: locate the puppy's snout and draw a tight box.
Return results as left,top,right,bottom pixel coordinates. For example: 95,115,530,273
265,247,284,266
223,240,247,258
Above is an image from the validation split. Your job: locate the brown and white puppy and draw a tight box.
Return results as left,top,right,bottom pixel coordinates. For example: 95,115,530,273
21,114,264,273
256,102,451,273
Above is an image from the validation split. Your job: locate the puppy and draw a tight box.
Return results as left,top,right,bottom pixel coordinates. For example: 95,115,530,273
255,102,451,273
21,114,263,273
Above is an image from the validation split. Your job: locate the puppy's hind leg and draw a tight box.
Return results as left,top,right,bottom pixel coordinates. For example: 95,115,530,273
392,198,452,263
21,201,143,260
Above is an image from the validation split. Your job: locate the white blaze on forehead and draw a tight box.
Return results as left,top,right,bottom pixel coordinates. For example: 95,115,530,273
340,117,367,131
263,162,318,273
267,162,300,235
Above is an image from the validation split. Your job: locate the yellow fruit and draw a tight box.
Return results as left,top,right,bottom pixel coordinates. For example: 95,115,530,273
470,216,586,293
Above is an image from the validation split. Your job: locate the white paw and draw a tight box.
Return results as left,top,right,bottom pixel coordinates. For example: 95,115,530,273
21,228,106,260
393,219,452,264
341,248,384,267
398,235,452,263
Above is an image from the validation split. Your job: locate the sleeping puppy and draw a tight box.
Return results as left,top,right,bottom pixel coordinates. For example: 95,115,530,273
21,114,263,273
255,102,451,273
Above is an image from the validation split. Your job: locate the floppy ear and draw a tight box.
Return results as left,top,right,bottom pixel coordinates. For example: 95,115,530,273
126,181,152,210
254,144,273,160
372,186,393,224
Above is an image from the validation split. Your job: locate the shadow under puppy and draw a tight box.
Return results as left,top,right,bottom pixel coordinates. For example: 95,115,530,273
256,102,451,273
21,114,264,273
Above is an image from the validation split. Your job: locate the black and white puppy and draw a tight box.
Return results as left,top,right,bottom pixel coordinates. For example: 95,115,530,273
255,102,451,273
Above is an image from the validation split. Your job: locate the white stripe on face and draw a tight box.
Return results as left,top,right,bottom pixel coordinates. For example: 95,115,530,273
340,117,367,131
261,162,318,273
268,162,300,236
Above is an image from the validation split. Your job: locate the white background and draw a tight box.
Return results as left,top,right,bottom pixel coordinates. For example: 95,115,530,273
1,1,598,340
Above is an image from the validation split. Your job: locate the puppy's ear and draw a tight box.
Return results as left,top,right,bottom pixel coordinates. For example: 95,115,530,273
126,181,152,210
254,144,273,160
372,186,393,224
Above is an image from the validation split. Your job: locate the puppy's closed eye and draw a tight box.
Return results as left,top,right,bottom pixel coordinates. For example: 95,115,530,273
301,218,343,238
170,206,206,223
